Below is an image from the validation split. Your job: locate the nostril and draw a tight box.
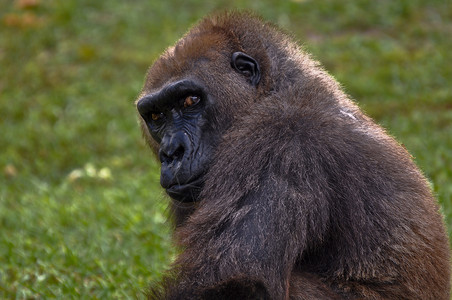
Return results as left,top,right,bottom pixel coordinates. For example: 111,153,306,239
172,146,185,161
160,152,171,164
160,145,185,164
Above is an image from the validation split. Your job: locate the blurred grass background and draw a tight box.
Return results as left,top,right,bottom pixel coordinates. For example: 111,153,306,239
1,0,451,298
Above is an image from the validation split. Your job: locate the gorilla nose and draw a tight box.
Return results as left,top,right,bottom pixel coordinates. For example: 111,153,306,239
160,144,185,164
159,136,188,189
159,133,187,165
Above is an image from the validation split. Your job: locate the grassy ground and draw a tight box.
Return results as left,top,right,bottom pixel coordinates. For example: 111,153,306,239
1,0,451,298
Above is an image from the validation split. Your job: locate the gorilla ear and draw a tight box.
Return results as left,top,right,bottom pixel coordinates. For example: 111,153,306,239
231,52,261,87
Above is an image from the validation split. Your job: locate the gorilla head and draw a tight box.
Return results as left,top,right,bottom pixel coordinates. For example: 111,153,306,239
137,20,268,203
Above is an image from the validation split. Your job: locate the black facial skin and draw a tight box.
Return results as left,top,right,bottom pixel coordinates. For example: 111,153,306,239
137,80,211,202
137,53,261,203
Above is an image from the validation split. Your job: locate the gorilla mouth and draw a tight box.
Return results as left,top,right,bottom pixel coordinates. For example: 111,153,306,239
165,176,204,203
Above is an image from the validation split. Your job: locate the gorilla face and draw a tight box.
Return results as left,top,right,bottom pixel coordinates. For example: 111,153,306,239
137,80,212,202
137,52,261,203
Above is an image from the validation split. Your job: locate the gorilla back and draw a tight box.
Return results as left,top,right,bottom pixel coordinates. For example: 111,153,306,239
136,12,450,299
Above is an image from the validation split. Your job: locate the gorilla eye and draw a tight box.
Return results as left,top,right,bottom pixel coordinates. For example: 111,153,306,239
151,112,164,121
183,95,201,108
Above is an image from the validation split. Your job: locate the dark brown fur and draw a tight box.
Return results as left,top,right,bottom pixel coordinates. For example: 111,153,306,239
138,12,450,299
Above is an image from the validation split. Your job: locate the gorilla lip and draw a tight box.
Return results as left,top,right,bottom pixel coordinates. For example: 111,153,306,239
165,176,204,202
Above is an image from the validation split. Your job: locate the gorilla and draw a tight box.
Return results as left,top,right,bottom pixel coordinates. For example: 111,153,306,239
136,12,450,299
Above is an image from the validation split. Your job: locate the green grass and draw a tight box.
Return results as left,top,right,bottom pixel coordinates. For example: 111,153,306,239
1,0,451,298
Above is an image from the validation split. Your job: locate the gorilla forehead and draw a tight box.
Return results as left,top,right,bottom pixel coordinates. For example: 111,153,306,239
144,34,232,92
